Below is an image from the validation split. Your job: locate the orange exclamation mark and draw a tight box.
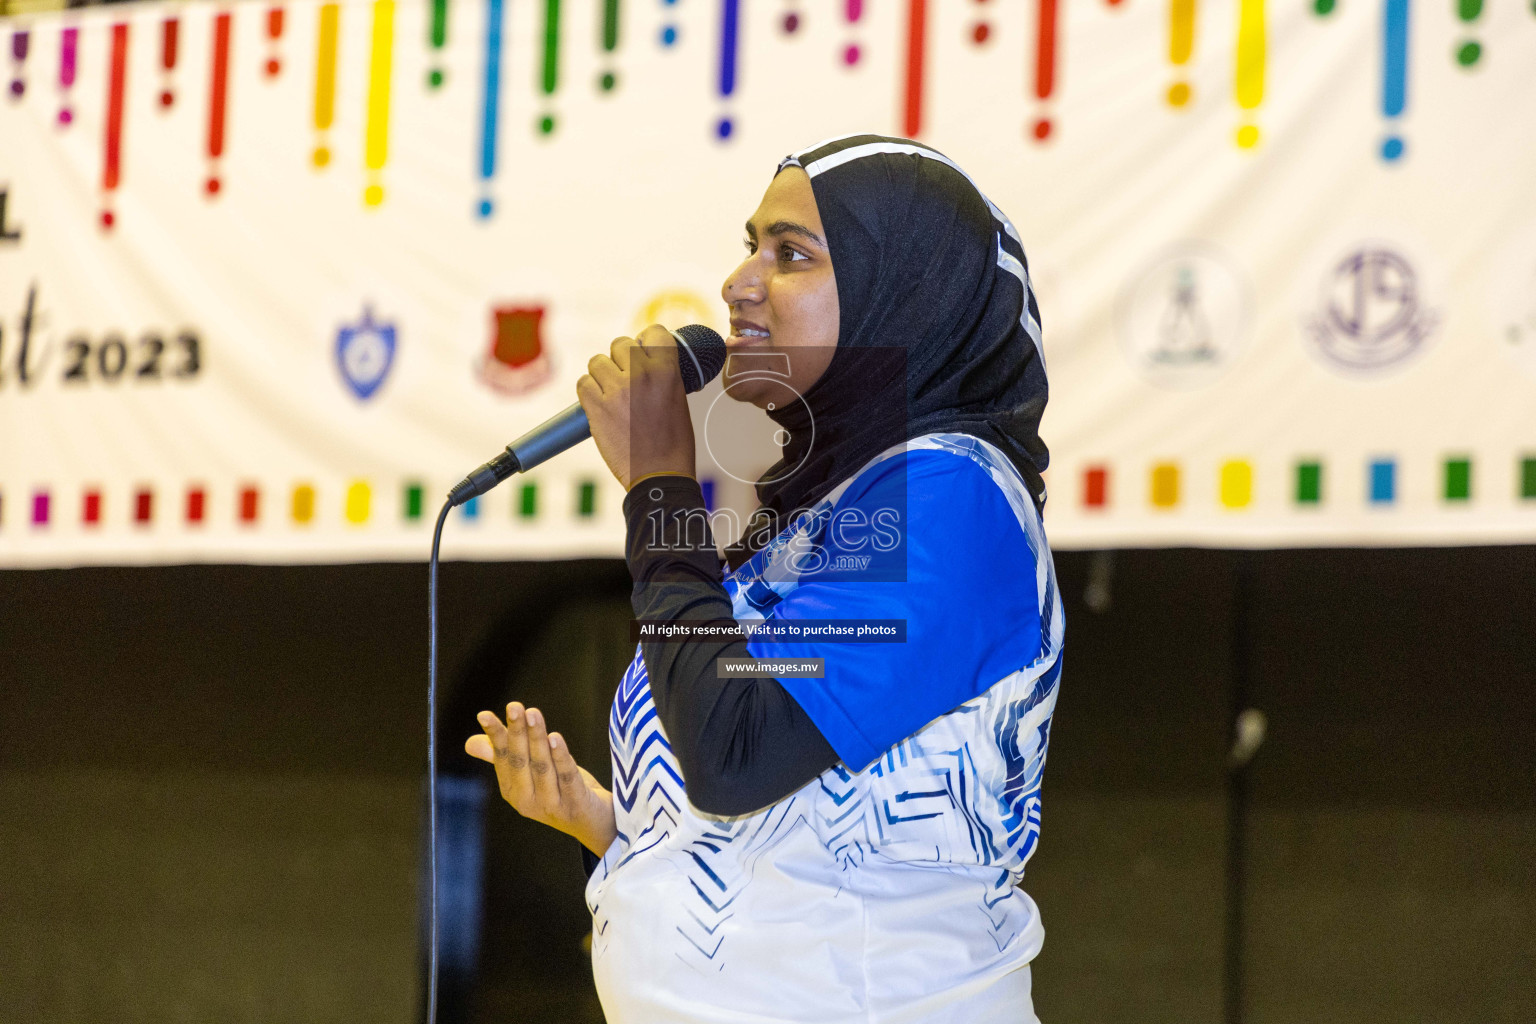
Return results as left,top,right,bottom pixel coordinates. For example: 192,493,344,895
1031,0,1060,142
1167,0,1196,108
206,12,232,195
265,7,285,79
100,23,129,231
1233,0,1264,148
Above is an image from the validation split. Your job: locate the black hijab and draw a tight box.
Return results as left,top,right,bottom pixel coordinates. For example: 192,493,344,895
727,134,1050,568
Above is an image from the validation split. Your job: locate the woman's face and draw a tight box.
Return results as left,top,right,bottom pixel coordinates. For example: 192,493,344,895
720,166,839,409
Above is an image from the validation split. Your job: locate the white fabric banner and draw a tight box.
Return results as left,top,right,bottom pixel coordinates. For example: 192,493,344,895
2,0,1534,566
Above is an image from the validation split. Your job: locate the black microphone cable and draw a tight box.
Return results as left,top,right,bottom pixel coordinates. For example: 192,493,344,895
425,499,452,1024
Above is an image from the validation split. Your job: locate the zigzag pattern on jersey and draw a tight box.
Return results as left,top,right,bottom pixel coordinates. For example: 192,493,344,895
608,648,683,862
604,647,821,974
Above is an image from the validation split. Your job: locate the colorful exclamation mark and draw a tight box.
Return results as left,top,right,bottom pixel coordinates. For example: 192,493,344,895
1453,0,1481,68
101,23,129,232
538,0,562,135
842,0,863,67
903,0,927,137
1233,0,1264,148
781,0,802,35
477,0,505,217
206,12,232,196
312,4,339,167
716,0,739,140
265,7,286,79
598,0,621,93
1381,0,1408,161
8,30,26,100
160,18,179,109
428,0,449,88
660,0,680,49
364,0,395,206
970,0,992,47
1031,0,1059,141
1167,0,1196,108
58,28,78,125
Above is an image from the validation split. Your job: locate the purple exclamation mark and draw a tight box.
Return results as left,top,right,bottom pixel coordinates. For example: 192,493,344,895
716,0,739,140
9,30,28,99
59,27,78,125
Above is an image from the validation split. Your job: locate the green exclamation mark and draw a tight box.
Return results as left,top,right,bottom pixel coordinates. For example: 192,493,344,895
1455,0,1483,68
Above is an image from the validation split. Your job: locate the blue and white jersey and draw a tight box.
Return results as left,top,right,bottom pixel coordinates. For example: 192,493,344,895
586,433,1065,1024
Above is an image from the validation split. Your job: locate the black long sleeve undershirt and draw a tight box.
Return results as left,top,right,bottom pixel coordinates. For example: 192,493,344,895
622,475,839,817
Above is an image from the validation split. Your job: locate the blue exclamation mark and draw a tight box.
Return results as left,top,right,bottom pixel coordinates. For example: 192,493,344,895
1381,0,1409,162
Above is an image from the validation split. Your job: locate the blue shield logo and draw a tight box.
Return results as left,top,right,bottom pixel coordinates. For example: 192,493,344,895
336,305,396,400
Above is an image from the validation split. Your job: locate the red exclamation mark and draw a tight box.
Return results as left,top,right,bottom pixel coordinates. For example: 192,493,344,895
160,18,179,109
1032,0,1059,141
207,12,232,196
265,7,285,79
902,0,927,137
101,23,129,231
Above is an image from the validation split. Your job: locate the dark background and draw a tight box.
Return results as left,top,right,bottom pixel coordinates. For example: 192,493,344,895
2,547,1532,1023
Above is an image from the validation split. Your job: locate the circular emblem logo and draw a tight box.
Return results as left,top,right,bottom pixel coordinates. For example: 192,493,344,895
1304,245,1438,375
1116,244,1252,389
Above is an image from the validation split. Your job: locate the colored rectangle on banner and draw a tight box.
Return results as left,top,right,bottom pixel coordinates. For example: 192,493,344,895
578,480,596,517
519,482,538,518
291,484,316,523
1369,460,1396,505
239,486,260,523
1522,457,1536,500
1296,462,1322,504
1150,463,1180,509
134,488,154,523
186,487,206,523
83,489,102,524
32,490,50,526
1083,466,1107,508
404,482,423,520
345,481,371,523
1443,458,1471,502
1219,460,1252,509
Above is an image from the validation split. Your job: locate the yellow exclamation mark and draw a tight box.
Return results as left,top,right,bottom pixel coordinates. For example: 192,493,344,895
1168,0,1196,108
1234,0,1265,148
312,4,339,168
364,0,395,206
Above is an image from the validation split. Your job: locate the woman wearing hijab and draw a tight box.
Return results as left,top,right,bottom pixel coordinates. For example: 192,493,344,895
466,134,1064,1024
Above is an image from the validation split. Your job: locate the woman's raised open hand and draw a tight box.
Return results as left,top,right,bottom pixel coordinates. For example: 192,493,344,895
465,702,618,857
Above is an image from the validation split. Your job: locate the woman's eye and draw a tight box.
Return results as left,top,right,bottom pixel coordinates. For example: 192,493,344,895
743,238,757,254
779,247,808,263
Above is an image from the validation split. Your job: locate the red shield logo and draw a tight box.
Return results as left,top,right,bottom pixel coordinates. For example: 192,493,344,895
479,305,554,395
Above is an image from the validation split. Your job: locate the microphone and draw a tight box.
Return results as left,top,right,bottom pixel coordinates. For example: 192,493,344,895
447,324,727,507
